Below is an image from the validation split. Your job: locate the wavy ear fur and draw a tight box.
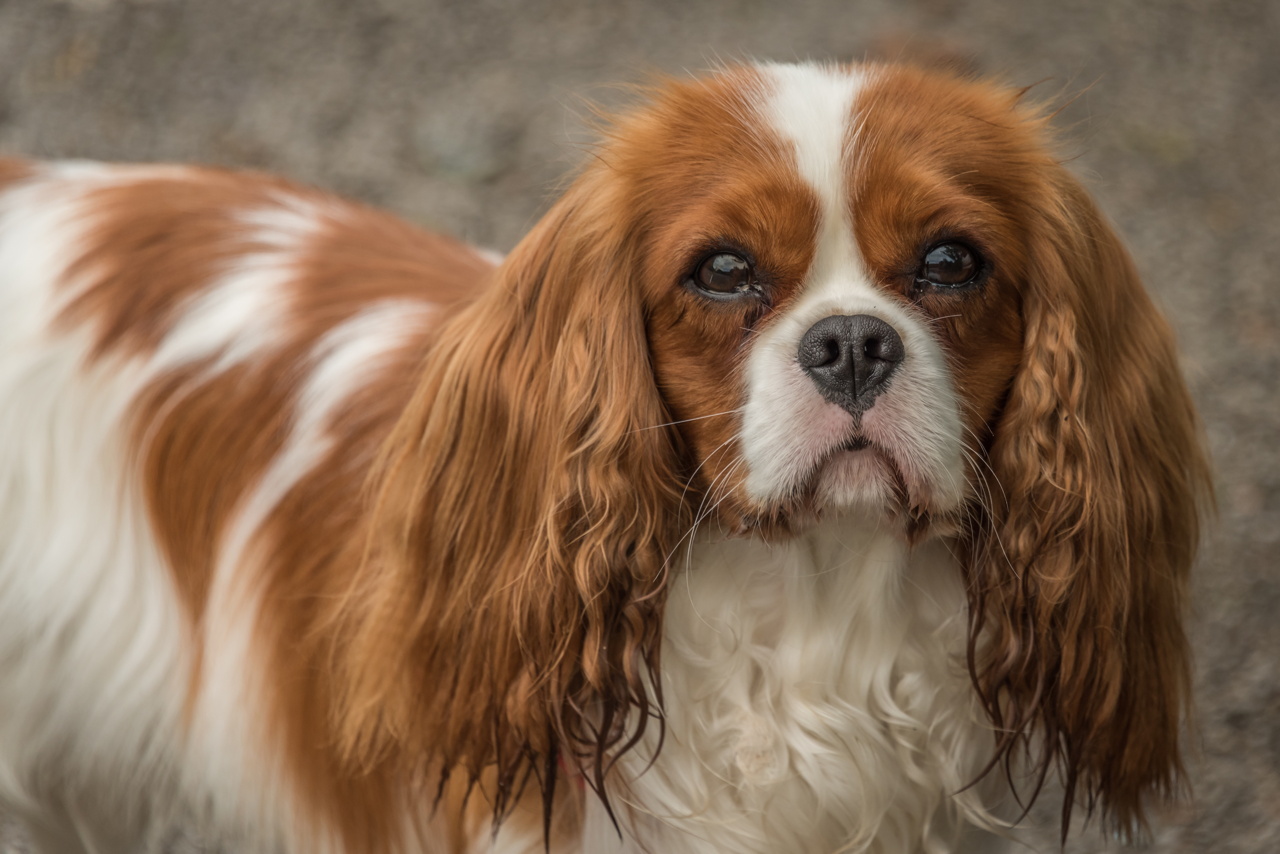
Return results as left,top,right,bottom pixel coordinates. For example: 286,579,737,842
966,169,1212,838
333,173,687,825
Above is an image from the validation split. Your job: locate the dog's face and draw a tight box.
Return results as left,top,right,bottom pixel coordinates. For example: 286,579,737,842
592,64,1029,535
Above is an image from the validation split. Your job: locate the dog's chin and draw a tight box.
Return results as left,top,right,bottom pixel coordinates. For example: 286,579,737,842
811,442,906,514
727,437,962,542
751,441,959,543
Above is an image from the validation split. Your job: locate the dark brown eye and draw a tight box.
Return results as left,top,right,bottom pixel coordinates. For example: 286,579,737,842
917,242,981,289
691,252,753,297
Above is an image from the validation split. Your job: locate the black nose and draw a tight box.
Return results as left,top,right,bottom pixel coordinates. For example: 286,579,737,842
797,314,905,413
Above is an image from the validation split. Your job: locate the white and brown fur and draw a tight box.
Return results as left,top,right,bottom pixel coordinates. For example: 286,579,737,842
0,62,1209,854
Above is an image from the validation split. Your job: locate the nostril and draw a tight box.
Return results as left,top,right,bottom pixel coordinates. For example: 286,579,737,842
797,316,854,370
819,337,841,366
860,321,905,365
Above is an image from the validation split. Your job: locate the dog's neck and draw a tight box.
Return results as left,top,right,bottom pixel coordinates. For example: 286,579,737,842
580,516,1005,854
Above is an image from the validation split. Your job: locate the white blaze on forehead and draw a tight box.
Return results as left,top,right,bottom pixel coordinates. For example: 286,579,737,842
754,63,867,284
740,63,877,503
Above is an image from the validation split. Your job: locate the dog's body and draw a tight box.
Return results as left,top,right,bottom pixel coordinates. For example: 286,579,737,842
0,160,474,854
0,62,1208,854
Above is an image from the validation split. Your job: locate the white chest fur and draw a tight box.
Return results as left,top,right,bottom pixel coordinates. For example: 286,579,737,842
584,518,1007,854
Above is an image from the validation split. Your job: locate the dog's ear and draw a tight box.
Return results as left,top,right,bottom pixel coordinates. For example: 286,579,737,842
965,168,1212,839
333,172,687,823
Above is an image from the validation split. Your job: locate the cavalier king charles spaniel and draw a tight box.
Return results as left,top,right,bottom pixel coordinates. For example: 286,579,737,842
0,62,1209,854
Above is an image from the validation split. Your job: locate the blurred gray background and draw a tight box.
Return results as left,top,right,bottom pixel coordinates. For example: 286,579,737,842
0,0,1276,851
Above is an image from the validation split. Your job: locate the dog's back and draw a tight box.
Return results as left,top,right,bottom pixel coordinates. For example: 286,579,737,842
0,160,495,853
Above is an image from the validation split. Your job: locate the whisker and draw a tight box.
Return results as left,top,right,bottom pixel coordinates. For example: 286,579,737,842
682,456,743,561
628,408,743,433
677,458,746,633
659,435,740,577
954,429,1016,578
927,313,963,323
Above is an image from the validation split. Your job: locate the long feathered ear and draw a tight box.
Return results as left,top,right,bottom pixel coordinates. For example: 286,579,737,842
965,169,1212,839
333,174,687,827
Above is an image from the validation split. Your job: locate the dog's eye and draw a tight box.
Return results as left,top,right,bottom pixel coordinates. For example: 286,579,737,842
690,252,753,297
917,242,981,289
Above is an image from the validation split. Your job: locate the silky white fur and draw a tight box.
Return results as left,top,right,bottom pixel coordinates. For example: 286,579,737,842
586,519,1007,854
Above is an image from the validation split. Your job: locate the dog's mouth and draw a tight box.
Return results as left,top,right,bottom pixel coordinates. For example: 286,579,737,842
736,433,956,540
833,434,872,453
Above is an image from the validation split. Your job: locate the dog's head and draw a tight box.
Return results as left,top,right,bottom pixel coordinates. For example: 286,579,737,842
339,62,1210,839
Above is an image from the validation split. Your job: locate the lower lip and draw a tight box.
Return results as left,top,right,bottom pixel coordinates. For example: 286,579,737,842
812,443,890,499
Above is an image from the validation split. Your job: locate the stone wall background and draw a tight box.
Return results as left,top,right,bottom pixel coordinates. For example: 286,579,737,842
0,0,1276,851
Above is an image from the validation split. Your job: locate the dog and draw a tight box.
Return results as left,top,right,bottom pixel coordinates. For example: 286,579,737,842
0,61,1210,854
